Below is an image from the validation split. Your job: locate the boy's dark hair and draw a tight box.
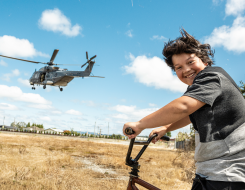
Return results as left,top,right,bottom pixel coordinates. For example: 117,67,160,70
162,28,215,70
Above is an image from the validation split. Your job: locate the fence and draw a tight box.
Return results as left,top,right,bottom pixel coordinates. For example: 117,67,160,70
176,139,195,151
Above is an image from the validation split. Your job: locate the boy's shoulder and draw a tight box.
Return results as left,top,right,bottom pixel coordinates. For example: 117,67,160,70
198,66,226,76
196,66,241,94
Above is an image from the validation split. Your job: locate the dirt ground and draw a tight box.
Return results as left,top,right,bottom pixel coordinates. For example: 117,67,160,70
0,131,194,190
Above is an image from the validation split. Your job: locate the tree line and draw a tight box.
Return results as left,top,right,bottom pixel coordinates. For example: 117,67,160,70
10,122,44,129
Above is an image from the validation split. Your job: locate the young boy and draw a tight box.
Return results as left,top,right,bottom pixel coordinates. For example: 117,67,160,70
123,29,245,190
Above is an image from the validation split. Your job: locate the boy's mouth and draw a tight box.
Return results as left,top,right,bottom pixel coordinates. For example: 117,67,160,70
185,72,195,78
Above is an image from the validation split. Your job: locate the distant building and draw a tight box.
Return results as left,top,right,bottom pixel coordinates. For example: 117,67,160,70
135,136,148,141
45,128,64,135
25,126,45,132
0,125,17,131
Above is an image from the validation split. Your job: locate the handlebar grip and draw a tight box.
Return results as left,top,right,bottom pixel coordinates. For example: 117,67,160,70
160,135,170,141
125,127,134,135
125,127,170,141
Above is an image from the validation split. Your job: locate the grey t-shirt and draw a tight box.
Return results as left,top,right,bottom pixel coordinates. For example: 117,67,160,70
183,66,245,182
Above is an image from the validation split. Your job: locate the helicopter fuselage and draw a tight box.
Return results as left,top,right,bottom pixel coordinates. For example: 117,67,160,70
0,50,102,91
29,66,90,87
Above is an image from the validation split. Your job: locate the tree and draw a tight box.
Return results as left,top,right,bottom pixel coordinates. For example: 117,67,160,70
10,122,16,127
239,81,245,99
26,122,31,128
176,124,195,141
166,131,171,137
64,130,71,135
16,122,26,128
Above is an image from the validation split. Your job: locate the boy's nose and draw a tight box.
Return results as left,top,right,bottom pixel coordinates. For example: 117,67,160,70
183,66,191,74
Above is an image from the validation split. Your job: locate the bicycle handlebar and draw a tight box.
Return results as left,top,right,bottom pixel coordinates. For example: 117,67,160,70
125,127,170,169
125,127,170,141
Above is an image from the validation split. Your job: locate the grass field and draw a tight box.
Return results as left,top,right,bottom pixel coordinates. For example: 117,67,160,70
0,132,194,190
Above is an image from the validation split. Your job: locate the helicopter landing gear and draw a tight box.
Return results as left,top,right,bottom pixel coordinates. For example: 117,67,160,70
59,86,63,92
32,87,35,90
43,85,46,89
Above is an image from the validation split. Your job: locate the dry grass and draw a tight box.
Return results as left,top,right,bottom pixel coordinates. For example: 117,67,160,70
0,132,194,190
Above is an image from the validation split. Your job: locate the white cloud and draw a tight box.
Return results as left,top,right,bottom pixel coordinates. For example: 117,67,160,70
112,105,136,113
212,0,224,5
2,69,20,82
111,104,159,122
66,109,83,116
113,114,129,120
51,110,62,114
39,116,52,122
0,60,7,66
39,8,82,37
28,104,53,110
149,103,157,107
81,100,96,107
0,35,48,57
125,30,133,38
18,78,30,87
12,69,20,76
150,35,167,41
0,103,18,110
204,16,245,53
124,53,188,93
0,85,52,105
225,0,245,16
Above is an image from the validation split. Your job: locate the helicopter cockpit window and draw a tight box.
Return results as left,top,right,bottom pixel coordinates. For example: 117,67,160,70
35,73,39,78
46,74,50,78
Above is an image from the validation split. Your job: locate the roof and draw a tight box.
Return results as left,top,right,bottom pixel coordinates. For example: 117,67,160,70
0,125,14,129
45,128,63,133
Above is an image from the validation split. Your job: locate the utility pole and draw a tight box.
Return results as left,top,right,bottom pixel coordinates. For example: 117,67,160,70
94,122,96,138
99,129,101,136
108,122,109,137
3,116,5,125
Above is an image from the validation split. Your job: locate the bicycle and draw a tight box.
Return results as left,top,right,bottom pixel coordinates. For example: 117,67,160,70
125,127,170,190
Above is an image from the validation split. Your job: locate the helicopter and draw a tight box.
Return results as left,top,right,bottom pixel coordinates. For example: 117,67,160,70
0,49,104,91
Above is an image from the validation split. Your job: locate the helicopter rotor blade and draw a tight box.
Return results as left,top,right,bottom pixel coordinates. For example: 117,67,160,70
55,64,82,66
50,49,59,63
86,51,88,60
85,76,105,78
90,55,97,60
81,63,88,68
0,54,45,64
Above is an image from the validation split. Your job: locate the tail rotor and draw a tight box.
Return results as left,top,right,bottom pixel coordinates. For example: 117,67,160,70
81,51,97,69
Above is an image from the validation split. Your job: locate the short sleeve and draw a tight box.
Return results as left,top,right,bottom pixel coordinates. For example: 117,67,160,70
183,72,221,106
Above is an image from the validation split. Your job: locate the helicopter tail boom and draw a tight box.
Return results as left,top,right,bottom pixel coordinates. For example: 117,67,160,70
84,61,95,73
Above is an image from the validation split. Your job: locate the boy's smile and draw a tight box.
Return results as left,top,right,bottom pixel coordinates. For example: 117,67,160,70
172,53,208,86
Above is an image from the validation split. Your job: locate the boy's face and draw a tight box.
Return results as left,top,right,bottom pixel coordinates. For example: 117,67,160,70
172,53,208,86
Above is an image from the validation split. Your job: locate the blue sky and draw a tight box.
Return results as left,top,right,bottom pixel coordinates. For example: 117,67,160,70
0,0,245,137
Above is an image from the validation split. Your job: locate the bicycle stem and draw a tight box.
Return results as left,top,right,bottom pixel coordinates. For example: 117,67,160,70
126,134,157,166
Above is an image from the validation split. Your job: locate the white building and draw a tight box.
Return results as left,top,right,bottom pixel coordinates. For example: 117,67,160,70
45,128,64,135
135,136,148,141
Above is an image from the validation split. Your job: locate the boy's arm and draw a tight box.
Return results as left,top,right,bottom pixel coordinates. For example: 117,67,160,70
123,96,204,138
166,115,191,132
149,116,191,143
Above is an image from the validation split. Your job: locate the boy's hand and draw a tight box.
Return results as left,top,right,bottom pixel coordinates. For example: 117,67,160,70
123,122,143,139
149,126,167,144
